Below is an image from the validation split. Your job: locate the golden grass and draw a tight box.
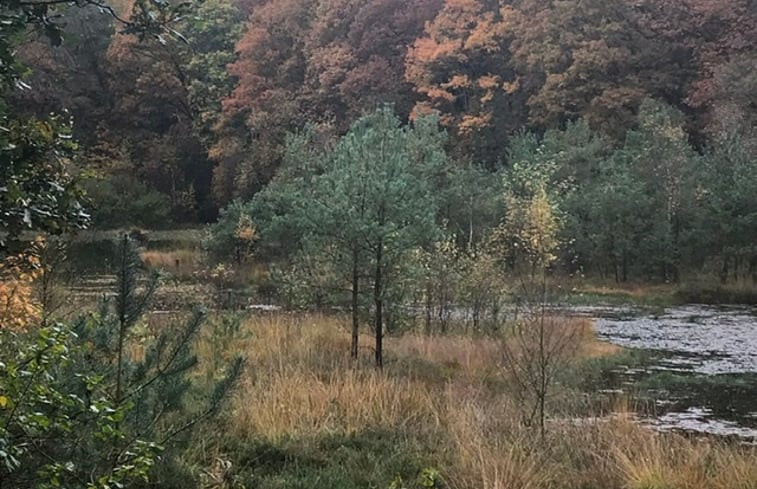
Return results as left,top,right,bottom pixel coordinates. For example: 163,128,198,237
387,332,501,377
576,282,673,299
442,389,552,489
205,312,757,489
217,314,439,440
140,249,200,276
234,369,439,440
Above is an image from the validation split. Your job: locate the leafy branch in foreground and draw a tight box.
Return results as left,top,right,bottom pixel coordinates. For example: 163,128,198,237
0,234,244,488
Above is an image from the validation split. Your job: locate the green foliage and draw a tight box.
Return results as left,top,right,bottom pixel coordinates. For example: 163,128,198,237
0,324,162,488
267,247,344,310
84,174,173,229
0,235,244,487
0,114,89,253
691,127,757,279
183,0,245,143
491,131,567,275
1,0,217,248
204,200,257,263
213,430,435,489
0,0,198,87
242,107,447,362
569,99,697,281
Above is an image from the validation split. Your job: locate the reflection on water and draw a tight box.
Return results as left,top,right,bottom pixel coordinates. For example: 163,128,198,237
595,305,757,374
587,305,757,439
648,407,757,439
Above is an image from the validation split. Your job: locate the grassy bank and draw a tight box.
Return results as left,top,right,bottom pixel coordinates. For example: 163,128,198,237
563,278,757,307
181,313,757,489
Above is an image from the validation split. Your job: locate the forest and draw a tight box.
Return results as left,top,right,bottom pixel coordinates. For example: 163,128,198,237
2,0,757,488
4,0,757,281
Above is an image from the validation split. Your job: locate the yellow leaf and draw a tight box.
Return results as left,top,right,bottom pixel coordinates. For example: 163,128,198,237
0,395,9,408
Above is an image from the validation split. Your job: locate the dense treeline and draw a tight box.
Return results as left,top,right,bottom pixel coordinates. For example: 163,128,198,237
208,100,756,353
6,0,757,281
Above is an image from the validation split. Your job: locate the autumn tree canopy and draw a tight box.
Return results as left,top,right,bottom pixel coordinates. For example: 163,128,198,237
5,0,755,233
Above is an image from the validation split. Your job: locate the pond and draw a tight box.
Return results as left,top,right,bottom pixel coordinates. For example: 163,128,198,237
589,304,757,440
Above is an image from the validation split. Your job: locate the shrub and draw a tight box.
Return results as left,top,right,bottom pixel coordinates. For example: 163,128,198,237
0,235,244,488
204,200,257,264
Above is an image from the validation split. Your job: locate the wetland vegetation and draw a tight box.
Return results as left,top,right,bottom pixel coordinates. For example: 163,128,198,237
3,0,757,487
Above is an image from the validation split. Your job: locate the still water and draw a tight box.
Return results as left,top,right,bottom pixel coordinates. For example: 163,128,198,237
591,305,757,439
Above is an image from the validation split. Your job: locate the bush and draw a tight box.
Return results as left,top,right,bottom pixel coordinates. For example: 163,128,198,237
204,200,257,264
0,235,243,488
85,175,173,229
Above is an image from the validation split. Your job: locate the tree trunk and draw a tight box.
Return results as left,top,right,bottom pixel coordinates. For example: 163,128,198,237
538,279,547,439
733,255,740,283
672,215,681,283
720,254,729,285
351,249,359,359
468,190,474,249
374,241,384,369
438,287,448,334
425,282,432,335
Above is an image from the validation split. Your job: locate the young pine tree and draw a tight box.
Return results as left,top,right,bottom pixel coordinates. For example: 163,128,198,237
0,235,244,488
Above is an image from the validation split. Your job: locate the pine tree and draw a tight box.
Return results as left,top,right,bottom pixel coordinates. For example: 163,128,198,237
0,234,244,488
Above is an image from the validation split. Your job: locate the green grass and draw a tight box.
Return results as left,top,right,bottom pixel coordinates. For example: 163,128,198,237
562,290,675,309
215,430,438,489
672,284,757,305
559,275,757,307
557,348,656,391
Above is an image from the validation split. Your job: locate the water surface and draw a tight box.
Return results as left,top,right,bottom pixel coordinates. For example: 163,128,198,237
590,304,757,439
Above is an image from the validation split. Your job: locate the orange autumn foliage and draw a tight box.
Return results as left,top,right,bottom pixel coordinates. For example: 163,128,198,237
405,0,524,161
0,251,42,331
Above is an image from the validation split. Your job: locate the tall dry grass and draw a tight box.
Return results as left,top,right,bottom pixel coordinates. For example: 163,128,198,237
205,312,757,489
217,314,440,441
140,249,200,277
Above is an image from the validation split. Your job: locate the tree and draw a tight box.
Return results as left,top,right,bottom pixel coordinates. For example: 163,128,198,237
500,292,581,438
583,150,652,282
251,107,445,367
183,0,246,144
0,323,162,488
204,200,258,264
637,0,757,120
617,99,697,281
557,100,698,281
416,236,463,334
319,108,444,367
490,132,565,278
213,0,315,204
1,0,205,251
693,128,757,283
0,115,89,254
507,0,692,135
100,0,245,223
705,54,757,146
405,0,524,164
0,249,42,330
305,0,442,127
490,135,580,439
215,0,442,205
0,235,243,488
